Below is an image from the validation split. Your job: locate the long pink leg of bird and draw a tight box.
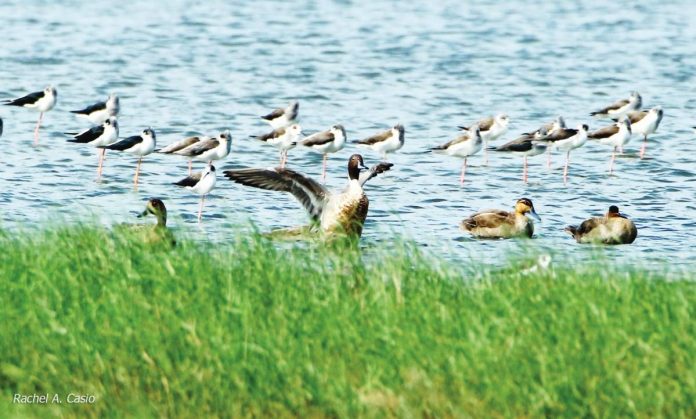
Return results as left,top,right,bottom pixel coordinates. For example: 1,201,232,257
563,151,570,184
188,160,192,176
322,154,327,182
198,195,206,223
640,135,647,159
547,148,552,168
523,156,528,183
97,149,106,180
483,141,488,166
459,158,467,186
609,147,616,175
134,158,142,190
33,112,43,145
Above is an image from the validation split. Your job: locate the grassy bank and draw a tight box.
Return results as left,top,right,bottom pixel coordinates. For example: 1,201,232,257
0,226,694,417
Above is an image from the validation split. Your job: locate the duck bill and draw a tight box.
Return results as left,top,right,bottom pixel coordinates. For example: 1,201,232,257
530,209,541,222
137,209,148,218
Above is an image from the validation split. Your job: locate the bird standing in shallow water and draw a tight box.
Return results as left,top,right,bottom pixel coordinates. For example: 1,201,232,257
66,116,119,180
458,114,509,165
224,154,393,237
354,124,405,161
174,131,231,172
623,106,663,159
588,116,632,175
590,91,642,119
100,127,156,189
261,100,299,130
254,124,302,168
565,205,637,244
461,198,541,239
491,128,548,183
430,125,482,186
70,93,119,125
157,135,205,175
174,165,217,224
301,124,347,182
3,86,57,145
542,124,588,184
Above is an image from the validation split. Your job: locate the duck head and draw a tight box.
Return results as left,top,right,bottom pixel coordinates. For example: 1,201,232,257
139,198,167,226
515,198,541,221
348,154,368,180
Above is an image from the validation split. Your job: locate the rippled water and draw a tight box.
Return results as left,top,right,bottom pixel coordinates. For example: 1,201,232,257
1,0,695,266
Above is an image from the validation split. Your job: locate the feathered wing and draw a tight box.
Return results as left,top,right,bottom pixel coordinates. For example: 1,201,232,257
494,135,533,152
431,134,470,151
459,116,494,131
254,127,286,142
261,107,284,121
355,130,390,145
102,135,143,151
174,172,203,188
177,138,219,156
462,210,510,230
158,136,202,153
4,90,43,107
359,162,394,187
224,168,329,222
591,98,628,116
67,125,105,143
588,125,619,139
70,101,106,115
302,130,334,146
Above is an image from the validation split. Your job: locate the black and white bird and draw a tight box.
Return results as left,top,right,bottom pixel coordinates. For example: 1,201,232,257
542,124,588,184
491,128,548,183
525,116,565,167
300,124,347,182
588,116,632,174
100,127,156,189
622,106,663,159
354,124,405,161
70,93,120,125
174,131,232,169
66,116,119,179
590,91,642,119
3,86,57,145
430,125,483,185
458,114,509,164
254,124,303,168
261,100,299,129
224,155,393,237
174,164,217,223
157,135,206,175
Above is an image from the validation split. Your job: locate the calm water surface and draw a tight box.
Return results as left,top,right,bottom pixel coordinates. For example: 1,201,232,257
1,0,695,266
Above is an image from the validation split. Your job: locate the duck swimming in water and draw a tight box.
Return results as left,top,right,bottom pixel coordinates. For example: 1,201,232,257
565,205,637,244
122,198,176,246
223,154,393,237
461,198,540,239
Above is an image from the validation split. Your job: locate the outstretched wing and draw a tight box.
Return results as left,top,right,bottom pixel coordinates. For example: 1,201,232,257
359,162,394,187
224,168,329,221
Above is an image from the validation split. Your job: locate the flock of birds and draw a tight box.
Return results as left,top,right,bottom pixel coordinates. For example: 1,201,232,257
1,86,659,244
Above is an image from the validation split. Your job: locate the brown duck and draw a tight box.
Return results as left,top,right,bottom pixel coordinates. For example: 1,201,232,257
565,205,637,244
461,198,540,239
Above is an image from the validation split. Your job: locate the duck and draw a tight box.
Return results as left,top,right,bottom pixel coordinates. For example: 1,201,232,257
590,91,642,119
565,205,637,244
458,114,509,164
223,154,393,237
254,124,303,168
3,85,57,145
354,124,405,161
622,106,663,159
100,127,156,189
300,124,347,182
461,198,540,239
66,116,119,180
124,198,176,246
588,116,632,174
491,128,548,183
173,165,217,223
70,93,120,125
430,125,482,185
542,124,588,184
261,100,299,130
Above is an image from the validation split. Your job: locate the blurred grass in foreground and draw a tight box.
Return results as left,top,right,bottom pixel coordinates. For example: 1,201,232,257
0,226,694,418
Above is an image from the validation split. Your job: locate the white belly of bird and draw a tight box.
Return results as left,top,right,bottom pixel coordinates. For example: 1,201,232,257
80,109,110,125
128,137,155,156
599,130,631,148
555,132,587,151
372,133,402,154
483,123,507,142
190,173,216,195
320,181,364,231
30,94,56,113
631,113,659,136
92,126,118,147
520,144,546,157
270,115,292,130
193,145,228,162
607,103,633,118
448,139,481,158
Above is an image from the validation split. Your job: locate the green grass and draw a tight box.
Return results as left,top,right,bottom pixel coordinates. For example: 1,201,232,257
0,226,694,418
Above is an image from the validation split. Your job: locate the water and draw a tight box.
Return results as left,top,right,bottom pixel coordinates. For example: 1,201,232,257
1,0,695,266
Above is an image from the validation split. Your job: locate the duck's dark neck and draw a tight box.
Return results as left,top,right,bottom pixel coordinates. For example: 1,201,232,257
348,164,360,181
155,214,167,228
